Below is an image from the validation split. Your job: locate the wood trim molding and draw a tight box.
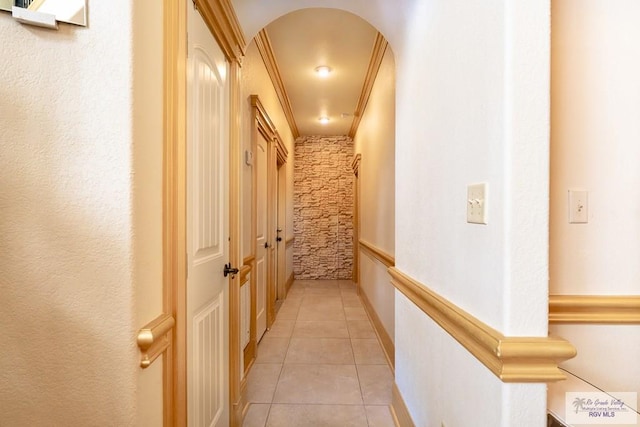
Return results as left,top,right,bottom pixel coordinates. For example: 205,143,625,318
549,295,640,324
359,239,395,268
193,0,246,63
239,264,251,285
138,314,176,368
285,273,294,293
348,33,388,138
391,383,415,427
389,267,577,382
274,131,288,165
251,95,277,142
285,236,295,247
164,0,187,423
351,153,361,176
228,59,244,426
254,29,300,139
359,289,395,369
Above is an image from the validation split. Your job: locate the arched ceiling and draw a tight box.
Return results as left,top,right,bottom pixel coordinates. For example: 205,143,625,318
232,0,412,136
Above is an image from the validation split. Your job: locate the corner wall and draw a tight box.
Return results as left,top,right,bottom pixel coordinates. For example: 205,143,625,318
393,1,550,426
0,3,141,425
548,0,640,421
240,40,295,276
353,46,395,344
293,135,354,279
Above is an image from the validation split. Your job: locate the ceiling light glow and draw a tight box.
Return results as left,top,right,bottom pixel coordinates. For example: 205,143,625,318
318,116,330,124
315,66,332,78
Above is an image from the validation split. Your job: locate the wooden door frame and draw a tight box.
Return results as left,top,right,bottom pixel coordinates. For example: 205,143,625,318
249,96,289,341
164,0,246,425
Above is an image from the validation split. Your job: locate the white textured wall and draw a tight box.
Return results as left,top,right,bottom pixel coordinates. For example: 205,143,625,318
132,0,165,424
549,0,640,420
353,47,395,342
233,1,551,425
394,2,549,424
240,40,295,278
0,2,141,425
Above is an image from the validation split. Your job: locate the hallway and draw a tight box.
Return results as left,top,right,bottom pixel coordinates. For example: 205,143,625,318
242,280,395,426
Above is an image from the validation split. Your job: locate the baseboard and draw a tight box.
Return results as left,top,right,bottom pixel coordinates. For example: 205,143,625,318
359,288,395,369
285,273,294,294
391,383,415,427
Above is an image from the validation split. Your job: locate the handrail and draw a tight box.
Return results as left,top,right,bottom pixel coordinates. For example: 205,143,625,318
137,313,175,368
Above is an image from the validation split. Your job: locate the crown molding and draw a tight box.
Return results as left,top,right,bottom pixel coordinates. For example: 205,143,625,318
194,0,246,63
549,295,640,324
255,29,300,139
349,32,388,138
389,267,577,382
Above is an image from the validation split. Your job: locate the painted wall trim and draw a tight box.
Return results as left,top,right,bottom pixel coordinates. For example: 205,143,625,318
163,0,187,423
285,272,294,293
348,33,388,138
255,29,300,138
137,313,175,368
391,383,415,427
389,267,577,382
239,264,251,285
359,239,395,268
351,153,361,175
360,288,395,369
194,0,246,63
549,295,640,324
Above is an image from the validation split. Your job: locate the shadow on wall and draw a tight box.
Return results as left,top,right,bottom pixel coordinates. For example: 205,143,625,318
293,135,354,279
0,92,136,424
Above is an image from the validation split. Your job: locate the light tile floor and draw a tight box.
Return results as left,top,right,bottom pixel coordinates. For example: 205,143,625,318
242,280,396,427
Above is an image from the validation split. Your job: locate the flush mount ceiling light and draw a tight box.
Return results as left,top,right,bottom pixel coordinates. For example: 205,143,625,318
318,116,330,124
315,65,332,77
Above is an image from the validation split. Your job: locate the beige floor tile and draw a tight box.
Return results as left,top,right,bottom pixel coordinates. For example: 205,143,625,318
357,365,393,405
273,364,363,404
280,296,303,308
275,305,299,320
256,337,290,364
293,320,349,338
365,405,396,427
301,279,342,289
339,280,357,289
285,337,354,364
342,295,363,308
299,296,343,309
344,306,368,320
351,338,387,365
297,305,346,321
347,319,376,338
266,319,295,338
304,288,343,297
245,364,282,403
243,404,270,427
341,287,358,296
266,404,368,427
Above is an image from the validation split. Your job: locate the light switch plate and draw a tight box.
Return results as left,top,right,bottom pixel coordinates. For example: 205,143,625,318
467,183,487,224
568,189,588,223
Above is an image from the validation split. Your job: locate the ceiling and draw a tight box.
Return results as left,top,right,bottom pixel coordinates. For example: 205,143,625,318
261,8,381,137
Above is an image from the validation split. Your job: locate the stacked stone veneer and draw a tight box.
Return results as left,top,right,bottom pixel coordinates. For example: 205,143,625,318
294,136,354,279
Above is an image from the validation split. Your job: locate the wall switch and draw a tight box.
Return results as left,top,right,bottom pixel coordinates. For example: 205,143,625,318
467,183,487,224
568,189,588,223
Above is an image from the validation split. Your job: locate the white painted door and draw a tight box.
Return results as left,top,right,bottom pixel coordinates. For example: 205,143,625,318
255,133,269,341
187,6,229,427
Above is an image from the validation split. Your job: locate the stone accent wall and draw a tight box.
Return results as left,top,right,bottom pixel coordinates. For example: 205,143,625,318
294,136,354,279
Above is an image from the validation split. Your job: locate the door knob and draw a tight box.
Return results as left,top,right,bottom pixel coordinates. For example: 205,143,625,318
276,236,282,242
264,242,272,249
224,263,239,277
